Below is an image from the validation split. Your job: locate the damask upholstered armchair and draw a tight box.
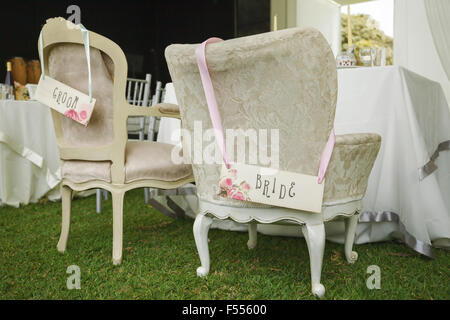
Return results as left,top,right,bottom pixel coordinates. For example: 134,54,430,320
39,18,194,265
166,28,381,297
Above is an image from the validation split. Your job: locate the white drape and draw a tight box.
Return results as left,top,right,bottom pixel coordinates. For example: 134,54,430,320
394,0,450,106
424,0,450,82
296,0,341,56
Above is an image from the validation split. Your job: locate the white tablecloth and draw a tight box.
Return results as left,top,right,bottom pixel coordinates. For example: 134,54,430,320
0,100,61,207
158,66,450,257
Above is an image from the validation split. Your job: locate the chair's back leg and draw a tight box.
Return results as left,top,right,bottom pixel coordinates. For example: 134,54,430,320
344,214,359,263
247,222,258,249
57,185,73,253
96,189,102,213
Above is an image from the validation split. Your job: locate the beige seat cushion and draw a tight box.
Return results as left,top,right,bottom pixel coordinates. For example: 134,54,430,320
62,160,111,184
124,141,192,183
62,141,193,184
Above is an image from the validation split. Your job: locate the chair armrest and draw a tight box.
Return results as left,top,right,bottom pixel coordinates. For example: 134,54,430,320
158,103,180,115
127,103,180,119
323,133,381,205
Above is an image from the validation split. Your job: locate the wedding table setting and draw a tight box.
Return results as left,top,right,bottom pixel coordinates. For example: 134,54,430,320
1,65,448,258
0,7,449,300
0,19,448,259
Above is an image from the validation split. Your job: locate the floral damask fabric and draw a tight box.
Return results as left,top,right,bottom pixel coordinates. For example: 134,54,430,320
324,133,381,204
165,27,380,208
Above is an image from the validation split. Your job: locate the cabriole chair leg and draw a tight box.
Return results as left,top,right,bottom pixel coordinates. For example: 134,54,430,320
344,214,359,263
301,223,326,298
112,191,125,265
193,214,213,277
57,185,72,253
247,223,257,250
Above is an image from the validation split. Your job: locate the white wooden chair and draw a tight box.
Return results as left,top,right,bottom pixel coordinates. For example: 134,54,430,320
127,73,152,140
40,17,194,264
166,28,381,297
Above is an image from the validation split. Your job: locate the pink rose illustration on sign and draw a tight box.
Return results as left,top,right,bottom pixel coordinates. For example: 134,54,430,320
79,110,87,120
78,104,94,126
218,167,251,201
64,109,79,121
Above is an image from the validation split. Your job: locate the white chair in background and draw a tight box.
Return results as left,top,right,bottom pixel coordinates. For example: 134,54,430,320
127,73,152,140
144,81,163,204
147,81,163,142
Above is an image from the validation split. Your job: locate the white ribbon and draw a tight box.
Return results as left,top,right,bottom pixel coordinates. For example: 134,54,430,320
0,131,43,168
38,23,92,102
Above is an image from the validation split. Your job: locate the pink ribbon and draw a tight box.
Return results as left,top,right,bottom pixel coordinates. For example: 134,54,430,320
317,128,335,183
195,38,335,183
195,38,230,168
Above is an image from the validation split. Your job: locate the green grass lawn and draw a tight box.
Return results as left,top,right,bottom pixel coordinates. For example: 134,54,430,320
0,188,448,300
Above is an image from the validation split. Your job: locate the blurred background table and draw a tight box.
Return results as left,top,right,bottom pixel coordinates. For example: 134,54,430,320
0,100,60,207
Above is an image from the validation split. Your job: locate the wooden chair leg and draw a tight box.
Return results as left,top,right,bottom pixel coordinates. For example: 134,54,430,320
57,185,72,253
247,222,257,250
112,191,125,265
193,214,213,277
301,223,326,298
96,189,102,213
344,214,359,264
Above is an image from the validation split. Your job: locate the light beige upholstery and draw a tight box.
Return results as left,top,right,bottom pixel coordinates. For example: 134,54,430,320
48,43,115,147
125,141,192,183
324,133,381,204
62,160,111,183
165,27,381,207
61,141,193,184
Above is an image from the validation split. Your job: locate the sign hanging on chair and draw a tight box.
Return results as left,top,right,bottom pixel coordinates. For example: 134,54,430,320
196,38,336,214
219,163,325,213
35,76,96,126
35,23,96,127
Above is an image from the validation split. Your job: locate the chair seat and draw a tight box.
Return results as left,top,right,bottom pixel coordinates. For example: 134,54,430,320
61,141,192,184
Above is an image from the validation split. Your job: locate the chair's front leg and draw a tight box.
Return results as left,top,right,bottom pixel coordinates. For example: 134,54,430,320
57,185,72,253
247,222,257,250
112,191,125,265
193,214,213,277
344,214,359,263
301,223,326,298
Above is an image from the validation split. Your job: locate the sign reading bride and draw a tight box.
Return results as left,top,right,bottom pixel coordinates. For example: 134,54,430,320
219,163,325,213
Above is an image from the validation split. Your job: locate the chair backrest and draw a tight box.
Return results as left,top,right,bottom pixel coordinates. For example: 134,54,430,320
165,27,337,203
127,73,151,106
39,17,129,182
